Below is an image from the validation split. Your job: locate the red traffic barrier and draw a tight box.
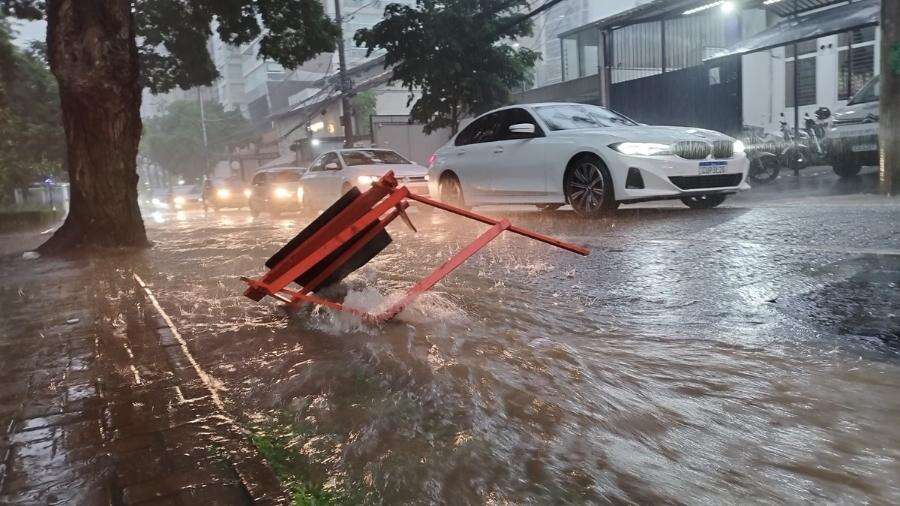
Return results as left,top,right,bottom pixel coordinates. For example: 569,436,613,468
241,171,588,323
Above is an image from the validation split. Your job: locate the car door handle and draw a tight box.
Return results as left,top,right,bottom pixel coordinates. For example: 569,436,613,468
456,150,466,156
493,147,504,154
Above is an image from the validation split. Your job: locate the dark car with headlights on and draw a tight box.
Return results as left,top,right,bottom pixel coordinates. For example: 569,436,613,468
247,168,306,217
202,177,250,211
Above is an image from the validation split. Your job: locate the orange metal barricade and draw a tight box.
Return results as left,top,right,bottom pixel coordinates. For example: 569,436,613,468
241,171,588,323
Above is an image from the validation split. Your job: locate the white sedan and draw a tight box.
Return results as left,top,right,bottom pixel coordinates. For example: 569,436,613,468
427,102,750,217
299,148,429,211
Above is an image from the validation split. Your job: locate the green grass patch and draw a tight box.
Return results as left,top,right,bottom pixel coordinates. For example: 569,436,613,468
249,411,361,506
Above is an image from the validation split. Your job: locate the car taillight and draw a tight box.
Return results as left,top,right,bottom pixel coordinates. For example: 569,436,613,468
427,153,436,168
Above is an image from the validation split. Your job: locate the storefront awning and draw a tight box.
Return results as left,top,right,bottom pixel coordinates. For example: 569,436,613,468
705,0,879,60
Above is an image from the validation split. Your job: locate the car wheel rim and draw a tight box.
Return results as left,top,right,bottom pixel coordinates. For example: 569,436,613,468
568,163,604,212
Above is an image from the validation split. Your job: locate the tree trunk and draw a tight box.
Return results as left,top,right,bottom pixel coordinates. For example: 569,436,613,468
39,0,148,253
880,0,899,195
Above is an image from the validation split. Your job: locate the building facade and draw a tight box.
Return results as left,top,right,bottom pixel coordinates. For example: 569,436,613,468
527,0,652,88
519,0,881,136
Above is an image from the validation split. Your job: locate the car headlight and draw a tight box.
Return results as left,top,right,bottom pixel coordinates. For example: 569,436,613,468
297,186,304,202
216,188,231,199
610,142,672,156
173,196,186,206
273,186,292,199
357,175,377,186
422,174,429,181
733,140,746,154
243,189,252,198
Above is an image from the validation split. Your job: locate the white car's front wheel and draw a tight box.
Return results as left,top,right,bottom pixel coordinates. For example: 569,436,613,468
564,156,616,219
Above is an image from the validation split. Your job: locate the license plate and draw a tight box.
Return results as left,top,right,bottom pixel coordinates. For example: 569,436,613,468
699,161,727,175
851,143,877,152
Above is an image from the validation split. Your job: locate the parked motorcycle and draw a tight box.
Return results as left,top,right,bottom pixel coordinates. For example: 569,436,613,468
778,107,831,175
741,125,782,184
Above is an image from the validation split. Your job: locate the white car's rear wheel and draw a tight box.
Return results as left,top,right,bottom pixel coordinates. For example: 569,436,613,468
564,156,615,218
439,173,466,208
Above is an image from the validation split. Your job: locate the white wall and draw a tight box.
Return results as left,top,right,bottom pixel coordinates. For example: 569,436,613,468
742,28,881,134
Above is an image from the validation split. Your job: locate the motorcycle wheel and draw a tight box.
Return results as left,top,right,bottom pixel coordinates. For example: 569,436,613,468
783,146,811,174
748,152,780,184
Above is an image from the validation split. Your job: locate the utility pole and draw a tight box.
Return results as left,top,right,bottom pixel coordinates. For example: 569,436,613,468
197,88,211,176
880,0,899,194
334,0,354,148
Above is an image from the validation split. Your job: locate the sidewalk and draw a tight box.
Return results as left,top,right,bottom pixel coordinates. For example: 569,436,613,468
0,253,288,505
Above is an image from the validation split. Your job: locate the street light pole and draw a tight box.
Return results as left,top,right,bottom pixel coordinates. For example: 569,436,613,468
197,88,211,176
334,0,354,148
880,0,899,194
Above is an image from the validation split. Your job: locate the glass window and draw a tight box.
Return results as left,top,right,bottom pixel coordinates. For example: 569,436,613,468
785,39,818,58
578,29,599,78
562,35,578,81
341,150,412,166
533,104,637,131
498,108,542,140
455,112,504,145
322,153,341,170
848,76,879,105
838,26,876,46
838,46,875,101
308,154,327,172
785,58,816,107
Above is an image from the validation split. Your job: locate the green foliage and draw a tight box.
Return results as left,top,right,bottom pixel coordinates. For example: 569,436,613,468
351,90,377,135
354,0,539,134
890,43,900,76
249,411,361,505
0,21,64,203
2,0,341,94
140,99,253,180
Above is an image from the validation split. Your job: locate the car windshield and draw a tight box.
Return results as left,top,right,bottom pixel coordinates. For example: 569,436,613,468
341,150,411,166
534,104,638,130
848,76,879,105
271,170,301,183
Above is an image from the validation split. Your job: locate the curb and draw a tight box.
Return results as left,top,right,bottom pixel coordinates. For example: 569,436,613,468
132,274,290,505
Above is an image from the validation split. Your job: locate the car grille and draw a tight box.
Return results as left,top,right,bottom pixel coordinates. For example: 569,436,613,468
673,141,710,159
711,140,733,159
672,140,734,160
669,173,743,190
400,176,428,183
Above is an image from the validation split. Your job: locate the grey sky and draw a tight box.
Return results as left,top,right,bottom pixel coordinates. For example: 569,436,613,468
7,18,46,48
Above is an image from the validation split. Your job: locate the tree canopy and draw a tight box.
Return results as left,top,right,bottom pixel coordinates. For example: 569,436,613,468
354,0,539,134
0,21,65,203
3,0,341,94
141,99,253,181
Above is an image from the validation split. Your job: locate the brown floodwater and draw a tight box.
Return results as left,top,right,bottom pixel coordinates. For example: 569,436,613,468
133,195,899,504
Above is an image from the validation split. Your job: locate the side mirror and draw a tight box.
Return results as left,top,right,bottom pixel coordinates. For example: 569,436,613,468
325,162,340,170
509,123,536,135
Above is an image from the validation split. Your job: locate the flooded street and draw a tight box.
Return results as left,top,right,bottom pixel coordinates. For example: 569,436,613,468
126,172,900,504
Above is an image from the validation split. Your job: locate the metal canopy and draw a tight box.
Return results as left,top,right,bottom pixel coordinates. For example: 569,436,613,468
705,0,880,60
764,0,860,18
559,0,876,40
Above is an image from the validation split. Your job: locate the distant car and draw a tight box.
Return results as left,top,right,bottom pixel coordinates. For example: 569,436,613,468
247,168,306,217
168,184,203,210
827,75,879,177
428,102,750,217
202,177,250,211
298,149,429,211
